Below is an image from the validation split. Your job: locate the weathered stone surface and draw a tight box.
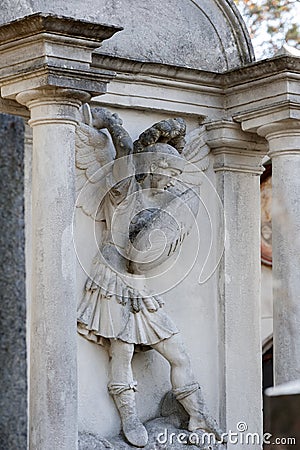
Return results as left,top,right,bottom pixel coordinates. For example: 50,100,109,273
0,113,27,449
79,432,114,450
0,0,253,72
79,417,226,449
0,13,121,44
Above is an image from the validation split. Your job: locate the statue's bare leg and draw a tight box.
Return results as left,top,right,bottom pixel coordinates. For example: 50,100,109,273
108,339,148,447
151,334,223,440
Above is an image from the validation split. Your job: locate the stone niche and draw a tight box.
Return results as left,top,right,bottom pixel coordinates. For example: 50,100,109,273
72,2,253,447
75,107,222,444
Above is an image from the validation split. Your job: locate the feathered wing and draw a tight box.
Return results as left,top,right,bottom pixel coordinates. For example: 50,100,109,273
181,126,223,285
75,122,115,221
181,126,210,187
164,125,211,251
142,126,211,264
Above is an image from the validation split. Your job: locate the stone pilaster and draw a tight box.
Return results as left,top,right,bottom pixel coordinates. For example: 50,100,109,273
207,121,267,448
257,119,300,386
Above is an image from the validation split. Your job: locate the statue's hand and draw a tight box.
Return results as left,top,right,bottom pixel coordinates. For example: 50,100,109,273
143,295,164,312
129,290,142,313
92,108,112,130
91,107,123,131
85,277,99,292
128,292,165,314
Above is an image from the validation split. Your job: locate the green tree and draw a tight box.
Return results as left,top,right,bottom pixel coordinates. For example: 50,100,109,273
234,0,300,58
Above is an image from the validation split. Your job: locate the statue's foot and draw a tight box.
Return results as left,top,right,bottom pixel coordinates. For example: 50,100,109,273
122,415,148,447
188,414,224,442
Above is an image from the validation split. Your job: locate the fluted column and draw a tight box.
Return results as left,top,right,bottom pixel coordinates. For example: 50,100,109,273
258,119,300,386
17,88,90,450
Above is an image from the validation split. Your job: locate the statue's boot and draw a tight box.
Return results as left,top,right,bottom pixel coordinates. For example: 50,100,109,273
173,383,224,441
108,382,148,447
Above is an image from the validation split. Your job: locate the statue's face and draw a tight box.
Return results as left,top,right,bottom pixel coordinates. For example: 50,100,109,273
150,167,181,190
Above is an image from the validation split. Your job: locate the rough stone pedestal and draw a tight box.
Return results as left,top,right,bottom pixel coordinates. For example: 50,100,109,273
264,380,300,449
79,392,226,450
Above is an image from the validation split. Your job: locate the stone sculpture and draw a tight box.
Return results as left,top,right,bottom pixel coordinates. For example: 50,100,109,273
75,105,222,447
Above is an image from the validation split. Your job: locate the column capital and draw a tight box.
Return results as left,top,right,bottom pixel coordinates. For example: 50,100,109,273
206,120,268,175
16,88,90,126
256,118,300,158
0,13,122,101
16,88,89,127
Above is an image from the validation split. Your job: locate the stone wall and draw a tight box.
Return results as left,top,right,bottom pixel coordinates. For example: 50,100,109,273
0,114,27,449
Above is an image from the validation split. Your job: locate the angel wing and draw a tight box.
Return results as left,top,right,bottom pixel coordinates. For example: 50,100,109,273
181,126,210,187
150,125,211,262
75,121,115,221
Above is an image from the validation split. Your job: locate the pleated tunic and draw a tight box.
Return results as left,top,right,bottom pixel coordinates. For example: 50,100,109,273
77,165,178,347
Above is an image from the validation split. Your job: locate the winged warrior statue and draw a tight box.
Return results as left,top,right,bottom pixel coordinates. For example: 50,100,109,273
75,105,222,447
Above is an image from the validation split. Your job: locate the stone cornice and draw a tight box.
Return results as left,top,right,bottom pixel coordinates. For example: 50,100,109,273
226,57,300,131
92,54,300,92
0,97,29,118
91,53,300,122
0,14,122,102
91,54,224,119
234,101,300,132
0,19,299,125
206,120,267,175
92,54,223,88
223,56,300,88
0,13,122,46
1,65,114,99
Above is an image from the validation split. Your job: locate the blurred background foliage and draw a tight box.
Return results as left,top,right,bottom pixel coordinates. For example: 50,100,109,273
234,0,300,58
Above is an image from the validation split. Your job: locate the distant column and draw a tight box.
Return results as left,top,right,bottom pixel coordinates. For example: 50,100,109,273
258,120,300,386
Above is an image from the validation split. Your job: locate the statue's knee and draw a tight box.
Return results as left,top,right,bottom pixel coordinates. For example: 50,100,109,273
110,340,134,361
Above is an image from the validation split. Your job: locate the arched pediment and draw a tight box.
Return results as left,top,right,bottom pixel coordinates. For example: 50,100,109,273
0,0,254,72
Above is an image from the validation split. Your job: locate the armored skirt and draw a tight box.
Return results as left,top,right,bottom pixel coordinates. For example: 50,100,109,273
77,259,178,348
